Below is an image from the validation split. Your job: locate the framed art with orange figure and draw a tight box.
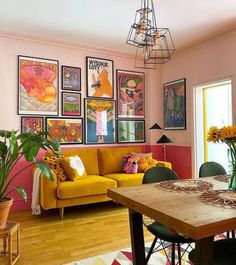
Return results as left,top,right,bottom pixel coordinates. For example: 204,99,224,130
86,57,114,99
45,117,83,144
18,55,59,115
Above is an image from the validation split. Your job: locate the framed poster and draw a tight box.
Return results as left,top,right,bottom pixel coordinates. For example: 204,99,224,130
61,92,81,116
61,65,81,91
18,55,59,115
86,57,114,98
163,78,186,130
117,120,145,143
21,116,44,134
45,117,83,144
116,69,145,118
84,98,115,144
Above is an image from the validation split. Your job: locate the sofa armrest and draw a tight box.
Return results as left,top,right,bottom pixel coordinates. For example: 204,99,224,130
40,170,58,210
157,161,172,169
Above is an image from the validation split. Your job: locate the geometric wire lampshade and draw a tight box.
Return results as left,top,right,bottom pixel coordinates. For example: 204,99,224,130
126,0,175,68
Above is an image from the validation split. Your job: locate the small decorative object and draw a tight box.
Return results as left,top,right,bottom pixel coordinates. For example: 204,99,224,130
117,120,145,143
18,55,59,115
84,98,115,144
207,125,236,190
61,92,81,116
46,117,83,144
0,130,60,229
86,57,114,98
21,116,44,133
117,69,145,118
163,78,186,130
62,66,81,91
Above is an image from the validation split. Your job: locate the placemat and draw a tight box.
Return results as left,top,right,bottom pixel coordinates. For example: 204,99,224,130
200,189,236,208
156,179,213,192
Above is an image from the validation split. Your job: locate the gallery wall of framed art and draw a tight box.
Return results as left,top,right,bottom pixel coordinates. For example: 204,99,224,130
17,54,147,145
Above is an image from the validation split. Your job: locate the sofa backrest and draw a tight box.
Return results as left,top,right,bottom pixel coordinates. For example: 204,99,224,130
98,146,141,175
45,148,99,175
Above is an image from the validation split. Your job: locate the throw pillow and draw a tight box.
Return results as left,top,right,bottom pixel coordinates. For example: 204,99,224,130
139,155,158,172
61,155,87,181
122,153,139,174
42,155,68,182
131,153,153,172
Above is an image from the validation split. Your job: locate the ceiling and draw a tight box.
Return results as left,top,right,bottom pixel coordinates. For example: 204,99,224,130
0,0,236,55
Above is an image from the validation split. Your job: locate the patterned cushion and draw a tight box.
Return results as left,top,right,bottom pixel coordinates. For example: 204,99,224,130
61,156,87,181
122,153,139,174
42,155,68,182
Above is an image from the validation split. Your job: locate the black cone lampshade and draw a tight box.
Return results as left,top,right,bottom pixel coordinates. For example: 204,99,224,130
149,123,162,130
156,134,172,144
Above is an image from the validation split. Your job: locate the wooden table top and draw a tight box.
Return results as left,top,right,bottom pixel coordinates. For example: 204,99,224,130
108,177,236,240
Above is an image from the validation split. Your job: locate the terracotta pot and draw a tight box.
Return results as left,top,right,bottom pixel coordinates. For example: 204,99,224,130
0,197,13,230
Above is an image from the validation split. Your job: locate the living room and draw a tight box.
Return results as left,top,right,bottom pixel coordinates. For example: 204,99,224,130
0,0,236,264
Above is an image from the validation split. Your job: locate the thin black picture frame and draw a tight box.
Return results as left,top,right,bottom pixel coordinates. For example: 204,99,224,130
61,65,81,91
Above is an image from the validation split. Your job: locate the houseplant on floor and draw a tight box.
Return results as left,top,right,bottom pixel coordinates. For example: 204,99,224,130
0,130,60,229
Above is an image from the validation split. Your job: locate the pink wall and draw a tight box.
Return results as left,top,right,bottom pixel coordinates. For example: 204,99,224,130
162,29,236,176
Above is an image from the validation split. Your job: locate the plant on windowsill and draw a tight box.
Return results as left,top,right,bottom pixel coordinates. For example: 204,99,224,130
0,130,60,229
207,125,236,190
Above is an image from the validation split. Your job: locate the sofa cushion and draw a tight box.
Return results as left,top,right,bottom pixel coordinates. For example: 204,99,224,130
57,175,117,199
98,147,141,175
54,148,99,175
103,173,144,187
42,155,68,182
61,156,87,181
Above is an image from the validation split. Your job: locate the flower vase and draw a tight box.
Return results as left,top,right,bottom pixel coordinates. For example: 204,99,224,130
229,164,236,190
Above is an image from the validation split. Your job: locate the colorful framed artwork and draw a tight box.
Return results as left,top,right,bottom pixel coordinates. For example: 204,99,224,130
62,65,81,91
116,69,145,118
86,57,114,98
163,78,186,130
45,117,83,144
18,55,59,115
84,98,115,144
61,92,81,116
21,116,44,134
117,120,145,143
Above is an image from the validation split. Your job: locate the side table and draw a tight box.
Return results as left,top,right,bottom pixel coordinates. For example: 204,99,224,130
0,221,20,265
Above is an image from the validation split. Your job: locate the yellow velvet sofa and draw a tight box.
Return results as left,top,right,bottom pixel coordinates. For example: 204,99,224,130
38,146,171,218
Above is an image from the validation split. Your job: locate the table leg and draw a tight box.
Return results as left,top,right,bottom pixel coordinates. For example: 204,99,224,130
193,236,214,265
128,209,145,265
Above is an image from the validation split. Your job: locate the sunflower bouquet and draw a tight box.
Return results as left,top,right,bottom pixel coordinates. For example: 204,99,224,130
207,125,236,189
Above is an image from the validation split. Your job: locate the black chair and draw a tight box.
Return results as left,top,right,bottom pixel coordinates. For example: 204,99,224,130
189,238,236,265
199,161,227,177
199,161,235,238
143,167,194,265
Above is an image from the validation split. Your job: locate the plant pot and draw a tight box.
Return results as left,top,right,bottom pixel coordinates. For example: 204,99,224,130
0,197,13,230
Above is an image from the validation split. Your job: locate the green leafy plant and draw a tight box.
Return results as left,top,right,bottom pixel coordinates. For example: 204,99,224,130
0,130,60,202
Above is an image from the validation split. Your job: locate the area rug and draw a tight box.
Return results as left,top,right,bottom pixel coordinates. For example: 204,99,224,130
65,241,193,265
65,233,227,265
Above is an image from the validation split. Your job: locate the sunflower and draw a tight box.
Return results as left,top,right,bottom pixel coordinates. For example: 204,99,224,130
207,126,221,143
220,126,236,140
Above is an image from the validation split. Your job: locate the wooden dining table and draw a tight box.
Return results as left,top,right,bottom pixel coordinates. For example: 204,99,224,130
107,176,236,265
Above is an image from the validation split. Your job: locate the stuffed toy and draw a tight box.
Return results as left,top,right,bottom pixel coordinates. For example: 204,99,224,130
139,155,158,172
122,154,139,174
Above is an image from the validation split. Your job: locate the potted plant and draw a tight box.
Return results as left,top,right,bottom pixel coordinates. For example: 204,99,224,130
0,130,60,229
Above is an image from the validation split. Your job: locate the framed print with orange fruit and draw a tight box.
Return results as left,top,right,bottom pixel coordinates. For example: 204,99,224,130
86,57,114,98
18,55,59,115
45,117,83,144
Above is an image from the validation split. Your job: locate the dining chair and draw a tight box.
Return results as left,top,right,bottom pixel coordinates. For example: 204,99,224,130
199,161,235,238
199,161,227,177
188,238,236,265
142,167,194,265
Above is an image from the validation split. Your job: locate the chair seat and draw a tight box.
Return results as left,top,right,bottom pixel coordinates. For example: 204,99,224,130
189,239,236,265
147,221,194,243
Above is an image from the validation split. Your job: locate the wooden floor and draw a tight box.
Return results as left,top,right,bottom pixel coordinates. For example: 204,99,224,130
0,202,153,265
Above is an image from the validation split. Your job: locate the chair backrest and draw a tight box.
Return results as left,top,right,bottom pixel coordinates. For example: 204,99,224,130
199,161,227,178
142,166,179,184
